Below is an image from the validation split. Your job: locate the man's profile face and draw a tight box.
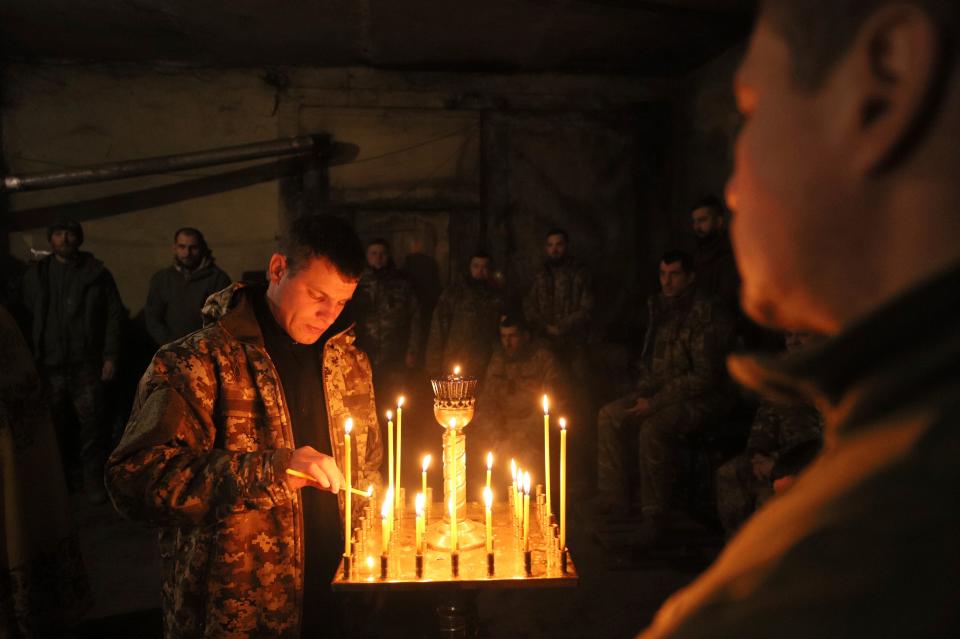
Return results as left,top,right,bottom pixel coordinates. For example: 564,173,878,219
659,260,694,298
545,234,567,261
267,254,358,344
50,229,81,259
726,19,851,331
499,325,529,359
174,233,204,270
692,207,724,240
366,243,389,271
469,257,491,281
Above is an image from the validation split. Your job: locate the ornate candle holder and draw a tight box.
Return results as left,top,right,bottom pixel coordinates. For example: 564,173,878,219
426,373,485,551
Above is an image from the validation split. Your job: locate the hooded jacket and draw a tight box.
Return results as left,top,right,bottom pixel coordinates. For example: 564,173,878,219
145,257,232,346
106,283,382,638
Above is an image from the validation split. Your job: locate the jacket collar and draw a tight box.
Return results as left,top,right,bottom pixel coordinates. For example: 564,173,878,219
728,261,960,426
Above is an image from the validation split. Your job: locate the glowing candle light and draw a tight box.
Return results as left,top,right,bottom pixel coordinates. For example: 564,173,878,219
449,496,458,551
453,365,461,377
543,395,552,519
522,472,531,552
386,411,395,509
486,452,493,493
421,454,431,501
560,417,568,551
510,459,518,523
396,397,405,513
381,488,393,553
483,486,493,554
344,418,353,557
448,417,458,551
415,492,425,555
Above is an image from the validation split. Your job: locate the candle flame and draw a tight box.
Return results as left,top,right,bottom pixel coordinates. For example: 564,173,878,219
366,556,374,570
486,451,493,470
453,365,461,376
415,492,425,517
542,394,549,414
483,486,493,509
345,417,353,434
448,417,457,429
510,458,517,480
366,484,374,497
422,454,431,472
382,487,393,518
398,396,405,408
386,410,393,420
559,417,567,430
523,471,531,494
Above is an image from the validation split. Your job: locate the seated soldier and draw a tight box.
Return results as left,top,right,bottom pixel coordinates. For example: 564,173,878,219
596,250,736,545
715,331,824,536
473,312,567,473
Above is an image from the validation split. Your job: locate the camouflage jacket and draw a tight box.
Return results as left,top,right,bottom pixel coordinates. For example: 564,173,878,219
479,340,567,421
746,398,822,457
523,257,594,339
106,283,382,639
635,289,735,411
352,266,422,370
425,279,503,376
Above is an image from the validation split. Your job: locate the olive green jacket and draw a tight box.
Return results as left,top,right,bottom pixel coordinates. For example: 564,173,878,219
107,283,382,638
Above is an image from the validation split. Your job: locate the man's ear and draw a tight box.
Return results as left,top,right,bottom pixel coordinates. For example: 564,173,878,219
267,253,287,284
843,5,941,175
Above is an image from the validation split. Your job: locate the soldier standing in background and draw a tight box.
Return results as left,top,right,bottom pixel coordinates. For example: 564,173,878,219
144,227,231,347
425,250,503,377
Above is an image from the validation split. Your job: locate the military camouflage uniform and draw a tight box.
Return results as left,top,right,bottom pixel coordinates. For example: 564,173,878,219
474,339,567,469
715,398,822,534
425,279,503,376
352,266,422,372
597,288,735,516
106,283,382,638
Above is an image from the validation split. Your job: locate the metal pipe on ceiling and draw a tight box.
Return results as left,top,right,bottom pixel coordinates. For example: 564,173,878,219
2,135,327,193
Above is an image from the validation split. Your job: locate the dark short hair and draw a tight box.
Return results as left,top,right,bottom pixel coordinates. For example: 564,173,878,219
545,227,569,242
367,237,391,251
762,0,958,89
499,311,529,333
47,218,84,245
469,250,492,263
693,195,725,217
174,227,208,253
279,215,365,279
660,249,695,274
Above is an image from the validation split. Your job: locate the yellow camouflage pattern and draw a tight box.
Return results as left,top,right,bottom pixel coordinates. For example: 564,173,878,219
106,283,382,638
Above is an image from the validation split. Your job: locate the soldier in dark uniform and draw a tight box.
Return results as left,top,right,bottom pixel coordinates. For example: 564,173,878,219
22,219,124,503
425,251,503,378
714,331,823,536
352,238,422,414
523,228,594,383
596,250,735,543
691,196,740,315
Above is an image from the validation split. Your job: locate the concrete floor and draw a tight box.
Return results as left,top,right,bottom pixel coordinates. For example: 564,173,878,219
72,491,721,639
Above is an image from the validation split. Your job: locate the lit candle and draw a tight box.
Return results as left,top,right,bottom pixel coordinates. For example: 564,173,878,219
483,486,493,554
381,488,392,553
421,454,431,502
396,397,405,513
543,395,552,519
449,496,458,551
486,452,493,493
453,365,461,377
560,418,567,550
510,459,518,523
344,418,353,557
415,492,425,555
386,411,395,509
522,472,531,552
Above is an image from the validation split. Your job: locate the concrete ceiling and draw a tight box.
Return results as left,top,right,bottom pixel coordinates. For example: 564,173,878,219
0,0,752,75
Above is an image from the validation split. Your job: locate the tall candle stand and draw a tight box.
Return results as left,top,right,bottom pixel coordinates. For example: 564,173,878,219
426,373,485,551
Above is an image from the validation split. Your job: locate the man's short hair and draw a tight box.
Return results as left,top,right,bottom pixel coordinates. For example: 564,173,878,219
660,249,695,273
762,0,958,90
470,250,492,263
174,227,209,253
499,311,529,333
47,218,84,245
545,227,569,242
693,195,726,218
279,215,365,279
367,237,391,251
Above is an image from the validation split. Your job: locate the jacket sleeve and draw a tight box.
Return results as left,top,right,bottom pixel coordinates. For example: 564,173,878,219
101,269,125,362
425,289,453,374
523,276,545,331
106,343,294,527
555,267,594,334
213,268,233,295
648,303,733,411
144,272,174,346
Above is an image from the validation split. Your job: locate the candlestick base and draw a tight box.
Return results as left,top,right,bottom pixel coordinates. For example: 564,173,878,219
451,552,460,577
415,554,424,579
524,550,532,576
342,554,351,580
425,517,485,551
380,555,389,580
561,548,569,574
486,552,495,577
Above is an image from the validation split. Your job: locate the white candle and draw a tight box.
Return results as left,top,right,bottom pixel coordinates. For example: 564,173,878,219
381,488,392,553
522,472,531,552
483,486,493,554
415,492,425,554
560,418,568,550
344,418,353,557
543,394,552,519
396,397,405,513
386,411,394,509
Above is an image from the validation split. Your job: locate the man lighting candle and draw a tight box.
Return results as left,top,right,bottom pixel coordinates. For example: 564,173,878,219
107,216,383,638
